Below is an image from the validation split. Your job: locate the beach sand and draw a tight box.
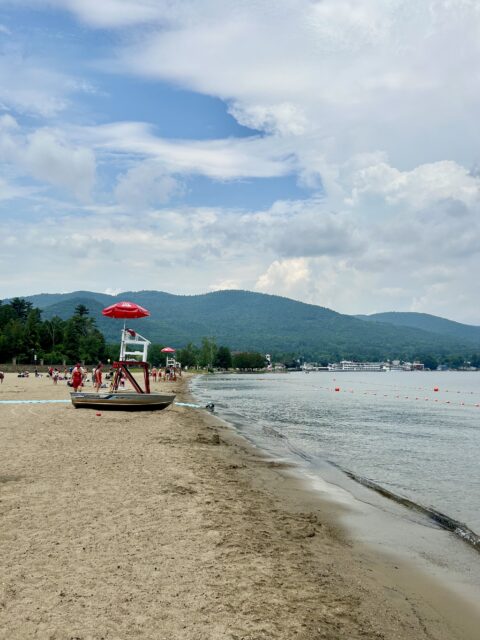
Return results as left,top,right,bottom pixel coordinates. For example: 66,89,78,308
1,372,479,639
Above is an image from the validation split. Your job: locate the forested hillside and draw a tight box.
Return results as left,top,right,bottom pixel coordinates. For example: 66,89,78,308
356,312,480,343
17,289,480,364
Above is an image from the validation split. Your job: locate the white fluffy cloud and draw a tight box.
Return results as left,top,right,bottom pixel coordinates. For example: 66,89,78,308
0,116,95,201
348,161,480,210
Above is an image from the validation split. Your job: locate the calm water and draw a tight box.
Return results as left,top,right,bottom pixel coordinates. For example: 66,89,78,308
191,371,480,541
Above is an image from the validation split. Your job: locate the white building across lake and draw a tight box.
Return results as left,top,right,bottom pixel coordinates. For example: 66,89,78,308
327,360,425,372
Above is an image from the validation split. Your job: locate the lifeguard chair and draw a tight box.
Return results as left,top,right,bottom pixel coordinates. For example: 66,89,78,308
120,328,151,363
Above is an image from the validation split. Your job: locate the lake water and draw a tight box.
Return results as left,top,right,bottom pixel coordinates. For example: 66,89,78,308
191,371,480,580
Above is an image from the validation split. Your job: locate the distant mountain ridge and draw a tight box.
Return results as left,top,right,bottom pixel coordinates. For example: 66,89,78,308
356,312,480,343
12,289,480,360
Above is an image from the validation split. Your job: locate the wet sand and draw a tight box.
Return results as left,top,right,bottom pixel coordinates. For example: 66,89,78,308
0,372,479,639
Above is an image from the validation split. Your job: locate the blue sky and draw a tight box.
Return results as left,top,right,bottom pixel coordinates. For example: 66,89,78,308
0,1,479,323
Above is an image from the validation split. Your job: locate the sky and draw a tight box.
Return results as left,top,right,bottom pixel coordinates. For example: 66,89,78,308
0,0,479,323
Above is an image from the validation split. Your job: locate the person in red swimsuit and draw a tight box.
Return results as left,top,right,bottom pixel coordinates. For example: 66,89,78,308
94,362,103,392
71,363,83,392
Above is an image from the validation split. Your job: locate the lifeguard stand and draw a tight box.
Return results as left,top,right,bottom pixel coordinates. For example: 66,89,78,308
120,328,151,362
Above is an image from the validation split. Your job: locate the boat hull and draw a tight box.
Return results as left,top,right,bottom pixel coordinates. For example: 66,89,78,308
70,391,175,411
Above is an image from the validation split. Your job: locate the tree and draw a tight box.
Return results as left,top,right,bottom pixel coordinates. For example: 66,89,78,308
417,354,438,370
74,304,89,317
10,298,33,322
214,345,232,369
470,353,480,368
62,306,105,363
148,344,167,366
232,352,266,370
178,342,200,368
42,316,66,351
23,309,42,357
199,337,217,368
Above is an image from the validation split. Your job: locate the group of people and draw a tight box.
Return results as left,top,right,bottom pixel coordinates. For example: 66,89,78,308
70,362,104,392
1,362,173,390
47,366,67,382
150,366,180,382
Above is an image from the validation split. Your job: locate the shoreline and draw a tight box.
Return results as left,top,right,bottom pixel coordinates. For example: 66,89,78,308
0,372,479,638
187,374,480,633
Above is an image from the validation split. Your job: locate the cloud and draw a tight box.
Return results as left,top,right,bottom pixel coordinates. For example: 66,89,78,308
1,190,479,322
114,161,183,209
256,258,310,293
0,116,96,201
0,47,92,117
348,160,480,210
103,0,480,177
269,207,364,258
0,176,35,201
79,121,295,180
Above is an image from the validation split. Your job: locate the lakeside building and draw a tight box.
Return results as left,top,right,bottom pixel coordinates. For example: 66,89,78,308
328,361,386,372
326,360,425,372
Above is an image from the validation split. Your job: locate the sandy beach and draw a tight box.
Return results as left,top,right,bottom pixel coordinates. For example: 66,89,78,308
1,372,479,639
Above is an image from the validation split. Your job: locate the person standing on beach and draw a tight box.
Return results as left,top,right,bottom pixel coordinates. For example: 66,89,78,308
71,363,83,392
0,371,4,384
151,366,157,382
94,363,103,392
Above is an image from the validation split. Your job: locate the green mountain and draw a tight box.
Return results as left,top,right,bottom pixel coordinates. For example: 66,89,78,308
356,312,480,343
18,289,480,361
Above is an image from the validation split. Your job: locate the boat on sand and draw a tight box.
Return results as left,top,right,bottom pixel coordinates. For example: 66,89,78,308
70,360,175,411
70,390,175,411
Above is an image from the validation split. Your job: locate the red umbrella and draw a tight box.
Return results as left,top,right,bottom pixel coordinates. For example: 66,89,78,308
102,301,150,319
161,347,176,353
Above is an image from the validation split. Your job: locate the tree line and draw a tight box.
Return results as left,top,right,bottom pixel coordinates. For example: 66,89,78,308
0,299,267,369
0,298,107,365
172,339,266,371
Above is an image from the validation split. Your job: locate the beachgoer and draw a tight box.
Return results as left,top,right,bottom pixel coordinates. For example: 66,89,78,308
0,371,4,384
71,363,83,392
94,362,103,392
151,366,157,382
53,368,59,384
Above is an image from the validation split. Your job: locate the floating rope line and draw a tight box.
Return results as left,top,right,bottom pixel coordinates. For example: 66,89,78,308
0,399,70,404
174,401,202,408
